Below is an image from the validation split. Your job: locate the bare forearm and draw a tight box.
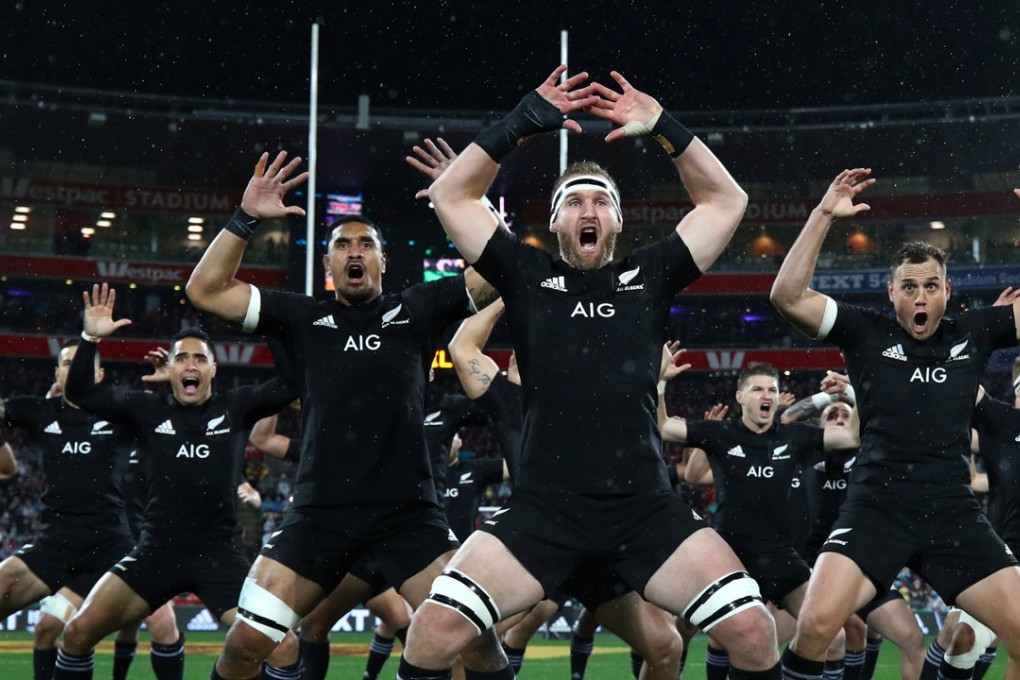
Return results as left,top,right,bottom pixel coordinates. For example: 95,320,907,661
771,207,831,311
185,229,251,322
674,139,747,212
429,145,502,262
0,443,14,479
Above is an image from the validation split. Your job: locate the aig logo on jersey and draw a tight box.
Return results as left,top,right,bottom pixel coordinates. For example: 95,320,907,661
571,302,615,318
910,367,946,384
206,414,230,436
177,443,210,459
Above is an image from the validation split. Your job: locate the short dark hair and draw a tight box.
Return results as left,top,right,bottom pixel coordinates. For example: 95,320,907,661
171,328,212,348
328,216,384,249
737,362,779,390
551,161,620,202
890,241,947,278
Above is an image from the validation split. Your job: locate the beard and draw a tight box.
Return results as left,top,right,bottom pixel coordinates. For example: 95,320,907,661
557,230,617,271
336,280,380,306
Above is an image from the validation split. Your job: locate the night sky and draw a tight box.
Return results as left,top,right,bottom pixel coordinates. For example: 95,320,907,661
3,2,1019,113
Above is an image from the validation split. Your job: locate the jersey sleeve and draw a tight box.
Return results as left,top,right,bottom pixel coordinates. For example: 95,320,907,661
973,393,1012,439
474,457,505,486
412,274,476,339
441,393,490,427
683,419,721,453
3,396,47,430
471,228,534,303
966,304,1017,352
244,287,311,345
62,340,145,422
235,379,302,428
632,231,703,296
820,301,875,348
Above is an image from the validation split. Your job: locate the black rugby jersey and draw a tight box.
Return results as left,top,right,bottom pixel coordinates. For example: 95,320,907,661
424,392,489,504
248,275,473,508
474,372,523,480
3,396,132,542
685,419,824,542
442,457,505,541
473,228,701,494
800,449,856,557
972,395,1020,548
65,341,294,539
824,303,1015,487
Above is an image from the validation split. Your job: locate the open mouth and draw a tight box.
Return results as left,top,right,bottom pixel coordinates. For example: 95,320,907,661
759,402,772,419
182,376,200,396
347,263,365,283
912,311,928,333
579,227,598,251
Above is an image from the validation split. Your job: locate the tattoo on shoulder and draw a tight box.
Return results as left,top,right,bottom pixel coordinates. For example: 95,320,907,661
467,359,493,386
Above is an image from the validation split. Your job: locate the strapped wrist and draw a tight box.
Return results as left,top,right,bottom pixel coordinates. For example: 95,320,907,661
475,91,565,163
651,110,695,158
224,207,261,241
81,330,102,344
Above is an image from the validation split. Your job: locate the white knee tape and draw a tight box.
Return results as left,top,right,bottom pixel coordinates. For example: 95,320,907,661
427,569,501,634
236,577,302,643
945,611,996,669
683,571,763,632
38,593,78,624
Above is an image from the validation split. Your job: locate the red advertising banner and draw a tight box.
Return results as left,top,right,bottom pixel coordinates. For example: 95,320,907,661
0,176,241,214
0,334,844,372
0,254,286,288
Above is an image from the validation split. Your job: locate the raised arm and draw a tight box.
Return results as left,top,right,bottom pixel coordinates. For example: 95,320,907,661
770,169,875,337
249,413,292,460
429,66,597,262
586,71,747,272
64,284,132,410
186,152,308,323
449,299,506,399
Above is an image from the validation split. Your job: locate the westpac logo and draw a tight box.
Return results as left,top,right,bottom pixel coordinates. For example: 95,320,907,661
96,261,184,284
213,343,255,365
706,351,745,371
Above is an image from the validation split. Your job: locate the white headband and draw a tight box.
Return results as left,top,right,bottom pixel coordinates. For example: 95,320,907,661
550,175,622,225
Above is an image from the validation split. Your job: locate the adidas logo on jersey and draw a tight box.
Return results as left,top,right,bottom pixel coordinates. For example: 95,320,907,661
154,420,176,435
43,421,62,435
616,266,644,291
91,420,114,435
771,444,790,460
381,304,411,328
206,414,230,436
881,344,907,361
540,276,567,292
726,445,745,458
312,315,337,329
186,608,221,632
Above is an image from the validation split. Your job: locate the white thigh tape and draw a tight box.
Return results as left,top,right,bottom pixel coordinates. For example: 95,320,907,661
236,577,301,643
38,593,78,624
428,569,501,634
683,571,763,632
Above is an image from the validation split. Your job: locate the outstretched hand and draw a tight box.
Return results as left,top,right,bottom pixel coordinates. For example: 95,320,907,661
533,65,600,134
817,168,875,219
585,71,664,143
704,403,729,421
83,283,132,339
240,151,309,220
994,286,1020,307
141,347,170,384
406,138,459,199
660,341,692,382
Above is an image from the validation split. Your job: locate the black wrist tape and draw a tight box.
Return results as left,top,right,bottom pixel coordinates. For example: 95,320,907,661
224,207,261,241
651,111,695,158
475,91,565,163
285,438,301,462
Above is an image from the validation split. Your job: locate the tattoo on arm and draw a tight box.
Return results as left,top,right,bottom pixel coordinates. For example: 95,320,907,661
468,282,500,310
467,359,493,388
781,397,822,424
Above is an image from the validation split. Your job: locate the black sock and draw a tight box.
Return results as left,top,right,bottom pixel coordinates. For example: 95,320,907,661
630,650,643,679
299,639,330,680
364,634,397,680
396,656,451,680
464,668,515,679
706,646,730,680
973,648,996,680
843,650,866,680
112,641,137,680
920,641,946,680
261,658,304,679
53,649,94,679
862,638,882,680
570,633,595,680
394,625,409,645
732,661,782,680
34,647,58,680
150,634,185,680
781,647,824,680
501,643,525,676
823,658,845,680
937,661,974,680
